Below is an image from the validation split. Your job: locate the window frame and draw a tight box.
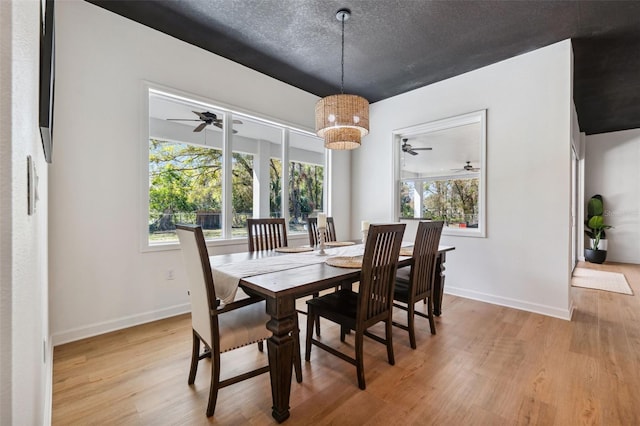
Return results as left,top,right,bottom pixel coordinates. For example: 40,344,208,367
140,82,328,251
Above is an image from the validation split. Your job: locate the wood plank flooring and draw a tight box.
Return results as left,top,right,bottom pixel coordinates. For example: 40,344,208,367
52,262,640,425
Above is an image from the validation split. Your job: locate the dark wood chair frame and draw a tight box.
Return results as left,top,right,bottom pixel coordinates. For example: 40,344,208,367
247,218,288,252
306,216,338,336
305,223,406,390
306,216,337,246
392,221,444,349
245,217,303,382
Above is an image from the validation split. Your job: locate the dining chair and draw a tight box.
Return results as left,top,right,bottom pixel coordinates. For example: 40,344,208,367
306,216,339,335
245,217,303,382
176,224,299,417
305,223,406,390
392,221,444,349
307,216,337,246
247,218,288,252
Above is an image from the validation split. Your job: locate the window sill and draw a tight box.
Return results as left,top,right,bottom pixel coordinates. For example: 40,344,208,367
141,233,310,253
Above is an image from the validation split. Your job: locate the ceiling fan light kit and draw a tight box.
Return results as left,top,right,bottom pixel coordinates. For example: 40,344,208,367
315,8,369,150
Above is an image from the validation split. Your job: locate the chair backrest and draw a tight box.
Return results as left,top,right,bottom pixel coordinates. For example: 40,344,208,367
358,223,406,325
411,221,444,300
307,216,337,246
247,218,288,252
176,224,217,348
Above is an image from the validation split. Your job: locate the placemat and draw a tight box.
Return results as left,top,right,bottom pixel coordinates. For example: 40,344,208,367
325,241,356,247
325,256,363,268
274,247,314,253
399,247,413,256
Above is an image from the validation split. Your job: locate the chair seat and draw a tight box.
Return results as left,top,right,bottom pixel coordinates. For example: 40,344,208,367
306,289,358,328
218,300,271,353
393,281,410,304
394,266,411,304
395,266,411,283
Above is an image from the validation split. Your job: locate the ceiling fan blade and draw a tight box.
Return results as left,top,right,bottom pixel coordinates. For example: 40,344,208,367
211,118,242,125
166,118,201,121
408,150,418,156
193,122,208,132
211,121,238,134
193,111,207,120
413,147,432,151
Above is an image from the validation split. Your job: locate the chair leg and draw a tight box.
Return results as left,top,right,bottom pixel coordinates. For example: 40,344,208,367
385,318,395,366
188,329,200,385
206,349,221,417
257,341,264,352
355,330,366,390
293,315,303,383
408,303,417,350
305,307,315,362
312,292,321,336
427,296,437,335
340,325,347,342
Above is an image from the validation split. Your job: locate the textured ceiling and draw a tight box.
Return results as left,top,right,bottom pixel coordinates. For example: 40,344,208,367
88,0,640,135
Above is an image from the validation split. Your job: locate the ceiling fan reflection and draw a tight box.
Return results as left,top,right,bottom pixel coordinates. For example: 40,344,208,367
401,138,432,156
451,161,480,172
166,111,243,133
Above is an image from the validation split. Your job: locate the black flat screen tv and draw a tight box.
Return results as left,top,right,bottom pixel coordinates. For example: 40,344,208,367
39,0,55,163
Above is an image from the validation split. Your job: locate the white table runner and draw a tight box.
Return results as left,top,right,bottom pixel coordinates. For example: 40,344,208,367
211,244,367,303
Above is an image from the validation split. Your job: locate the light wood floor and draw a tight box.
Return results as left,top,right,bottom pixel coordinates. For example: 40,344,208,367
52,262,640,425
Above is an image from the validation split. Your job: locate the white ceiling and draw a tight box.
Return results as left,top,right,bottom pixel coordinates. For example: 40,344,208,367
149,91,323,153
400,122,481,177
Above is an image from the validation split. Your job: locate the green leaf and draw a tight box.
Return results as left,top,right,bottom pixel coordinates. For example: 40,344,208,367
587,196,603,217
588,215,604,230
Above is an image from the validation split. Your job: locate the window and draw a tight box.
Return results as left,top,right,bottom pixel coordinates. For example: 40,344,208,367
400,177,479,227
394,110,486,237
145,88,326,246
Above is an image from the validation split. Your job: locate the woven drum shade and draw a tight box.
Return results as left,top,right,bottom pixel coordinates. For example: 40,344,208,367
315,94,369,150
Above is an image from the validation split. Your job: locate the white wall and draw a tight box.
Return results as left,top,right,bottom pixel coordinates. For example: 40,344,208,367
50,1,351,344
352,40,574,319
585,129,640,264
1,0,51,424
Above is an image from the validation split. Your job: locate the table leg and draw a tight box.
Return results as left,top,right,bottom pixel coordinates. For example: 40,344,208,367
265,296,296,423
432,252,447,316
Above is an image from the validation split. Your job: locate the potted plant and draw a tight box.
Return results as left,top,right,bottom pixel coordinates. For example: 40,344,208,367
584,194,612,264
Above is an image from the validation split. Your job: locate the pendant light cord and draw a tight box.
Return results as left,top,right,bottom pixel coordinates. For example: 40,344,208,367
340,14,345,94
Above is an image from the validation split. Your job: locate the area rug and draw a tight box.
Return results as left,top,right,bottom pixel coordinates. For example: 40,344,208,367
571,267,633,295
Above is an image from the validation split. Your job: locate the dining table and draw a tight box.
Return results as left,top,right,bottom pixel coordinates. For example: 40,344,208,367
208,242,455,423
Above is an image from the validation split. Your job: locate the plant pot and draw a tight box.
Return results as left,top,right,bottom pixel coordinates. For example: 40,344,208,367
585,248,607,264
589,238,607,251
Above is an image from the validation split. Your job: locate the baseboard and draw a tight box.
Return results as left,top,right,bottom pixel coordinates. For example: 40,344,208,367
567,298,576,320
445,286,573,321
43,335,53,426
52,303,190,346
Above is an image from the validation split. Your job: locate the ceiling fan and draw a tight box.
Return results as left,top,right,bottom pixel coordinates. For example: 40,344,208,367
166,111,242,133
401,138,432,156
452,161,481,172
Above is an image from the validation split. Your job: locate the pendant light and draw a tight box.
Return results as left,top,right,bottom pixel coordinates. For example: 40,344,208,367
315,9,369,150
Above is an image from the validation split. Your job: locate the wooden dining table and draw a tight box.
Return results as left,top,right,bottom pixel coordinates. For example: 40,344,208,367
209,243,454,423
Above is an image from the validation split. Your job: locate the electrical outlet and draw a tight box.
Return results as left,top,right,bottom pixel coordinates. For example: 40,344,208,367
166,269,175,280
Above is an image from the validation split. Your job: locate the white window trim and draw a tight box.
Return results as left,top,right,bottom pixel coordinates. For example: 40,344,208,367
140,81,328,252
